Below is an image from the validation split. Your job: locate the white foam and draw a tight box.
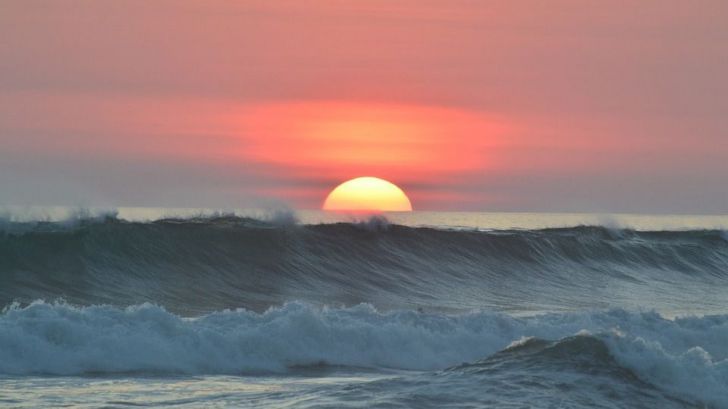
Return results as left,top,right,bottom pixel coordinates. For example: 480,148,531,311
606,334,728,408
1,302,728,407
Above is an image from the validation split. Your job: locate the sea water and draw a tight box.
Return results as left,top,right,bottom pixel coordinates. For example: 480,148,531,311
1,208,727,408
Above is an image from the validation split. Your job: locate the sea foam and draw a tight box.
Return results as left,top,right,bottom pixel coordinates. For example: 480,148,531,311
1,302,728,407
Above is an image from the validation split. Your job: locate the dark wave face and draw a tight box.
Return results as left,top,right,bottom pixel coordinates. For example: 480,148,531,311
1,215,727,315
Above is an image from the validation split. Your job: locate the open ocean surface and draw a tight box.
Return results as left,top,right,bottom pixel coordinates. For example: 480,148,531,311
1,207,728,408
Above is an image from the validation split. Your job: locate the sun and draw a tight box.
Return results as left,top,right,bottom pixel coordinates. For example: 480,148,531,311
323,177,413,212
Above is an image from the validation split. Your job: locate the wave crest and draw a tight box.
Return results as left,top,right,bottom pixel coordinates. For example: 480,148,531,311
2,217,727,313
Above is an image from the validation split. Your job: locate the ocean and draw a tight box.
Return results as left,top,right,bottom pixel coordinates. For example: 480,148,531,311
1,208,727,408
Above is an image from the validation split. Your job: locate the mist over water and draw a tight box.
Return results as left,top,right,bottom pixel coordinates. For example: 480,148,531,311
2,209,727,408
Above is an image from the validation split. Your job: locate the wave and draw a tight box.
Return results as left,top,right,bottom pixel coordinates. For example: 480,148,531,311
1,302,727,408
1,215,727,314
446,335,713,408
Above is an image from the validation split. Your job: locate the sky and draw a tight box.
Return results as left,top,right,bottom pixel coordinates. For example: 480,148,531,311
1,0,727,214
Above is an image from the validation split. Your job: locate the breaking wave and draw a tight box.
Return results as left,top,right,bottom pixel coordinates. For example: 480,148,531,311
1,302,727,408
1,215,727,314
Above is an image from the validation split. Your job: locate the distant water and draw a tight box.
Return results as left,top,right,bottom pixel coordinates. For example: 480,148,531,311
1,208,727,408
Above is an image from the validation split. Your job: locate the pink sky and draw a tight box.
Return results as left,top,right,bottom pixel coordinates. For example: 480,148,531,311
1,1,727,213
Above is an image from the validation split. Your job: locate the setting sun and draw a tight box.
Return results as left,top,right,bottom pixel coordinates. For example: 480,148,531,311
323,177,413,212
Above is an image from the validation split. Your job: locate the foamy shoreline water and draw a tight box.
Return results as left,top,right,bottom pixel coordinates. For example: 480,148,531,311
1,302,726,408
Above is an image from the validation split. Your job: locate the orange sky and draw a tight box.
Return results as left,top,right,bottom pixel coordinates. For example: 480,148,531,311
1,1,727,213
